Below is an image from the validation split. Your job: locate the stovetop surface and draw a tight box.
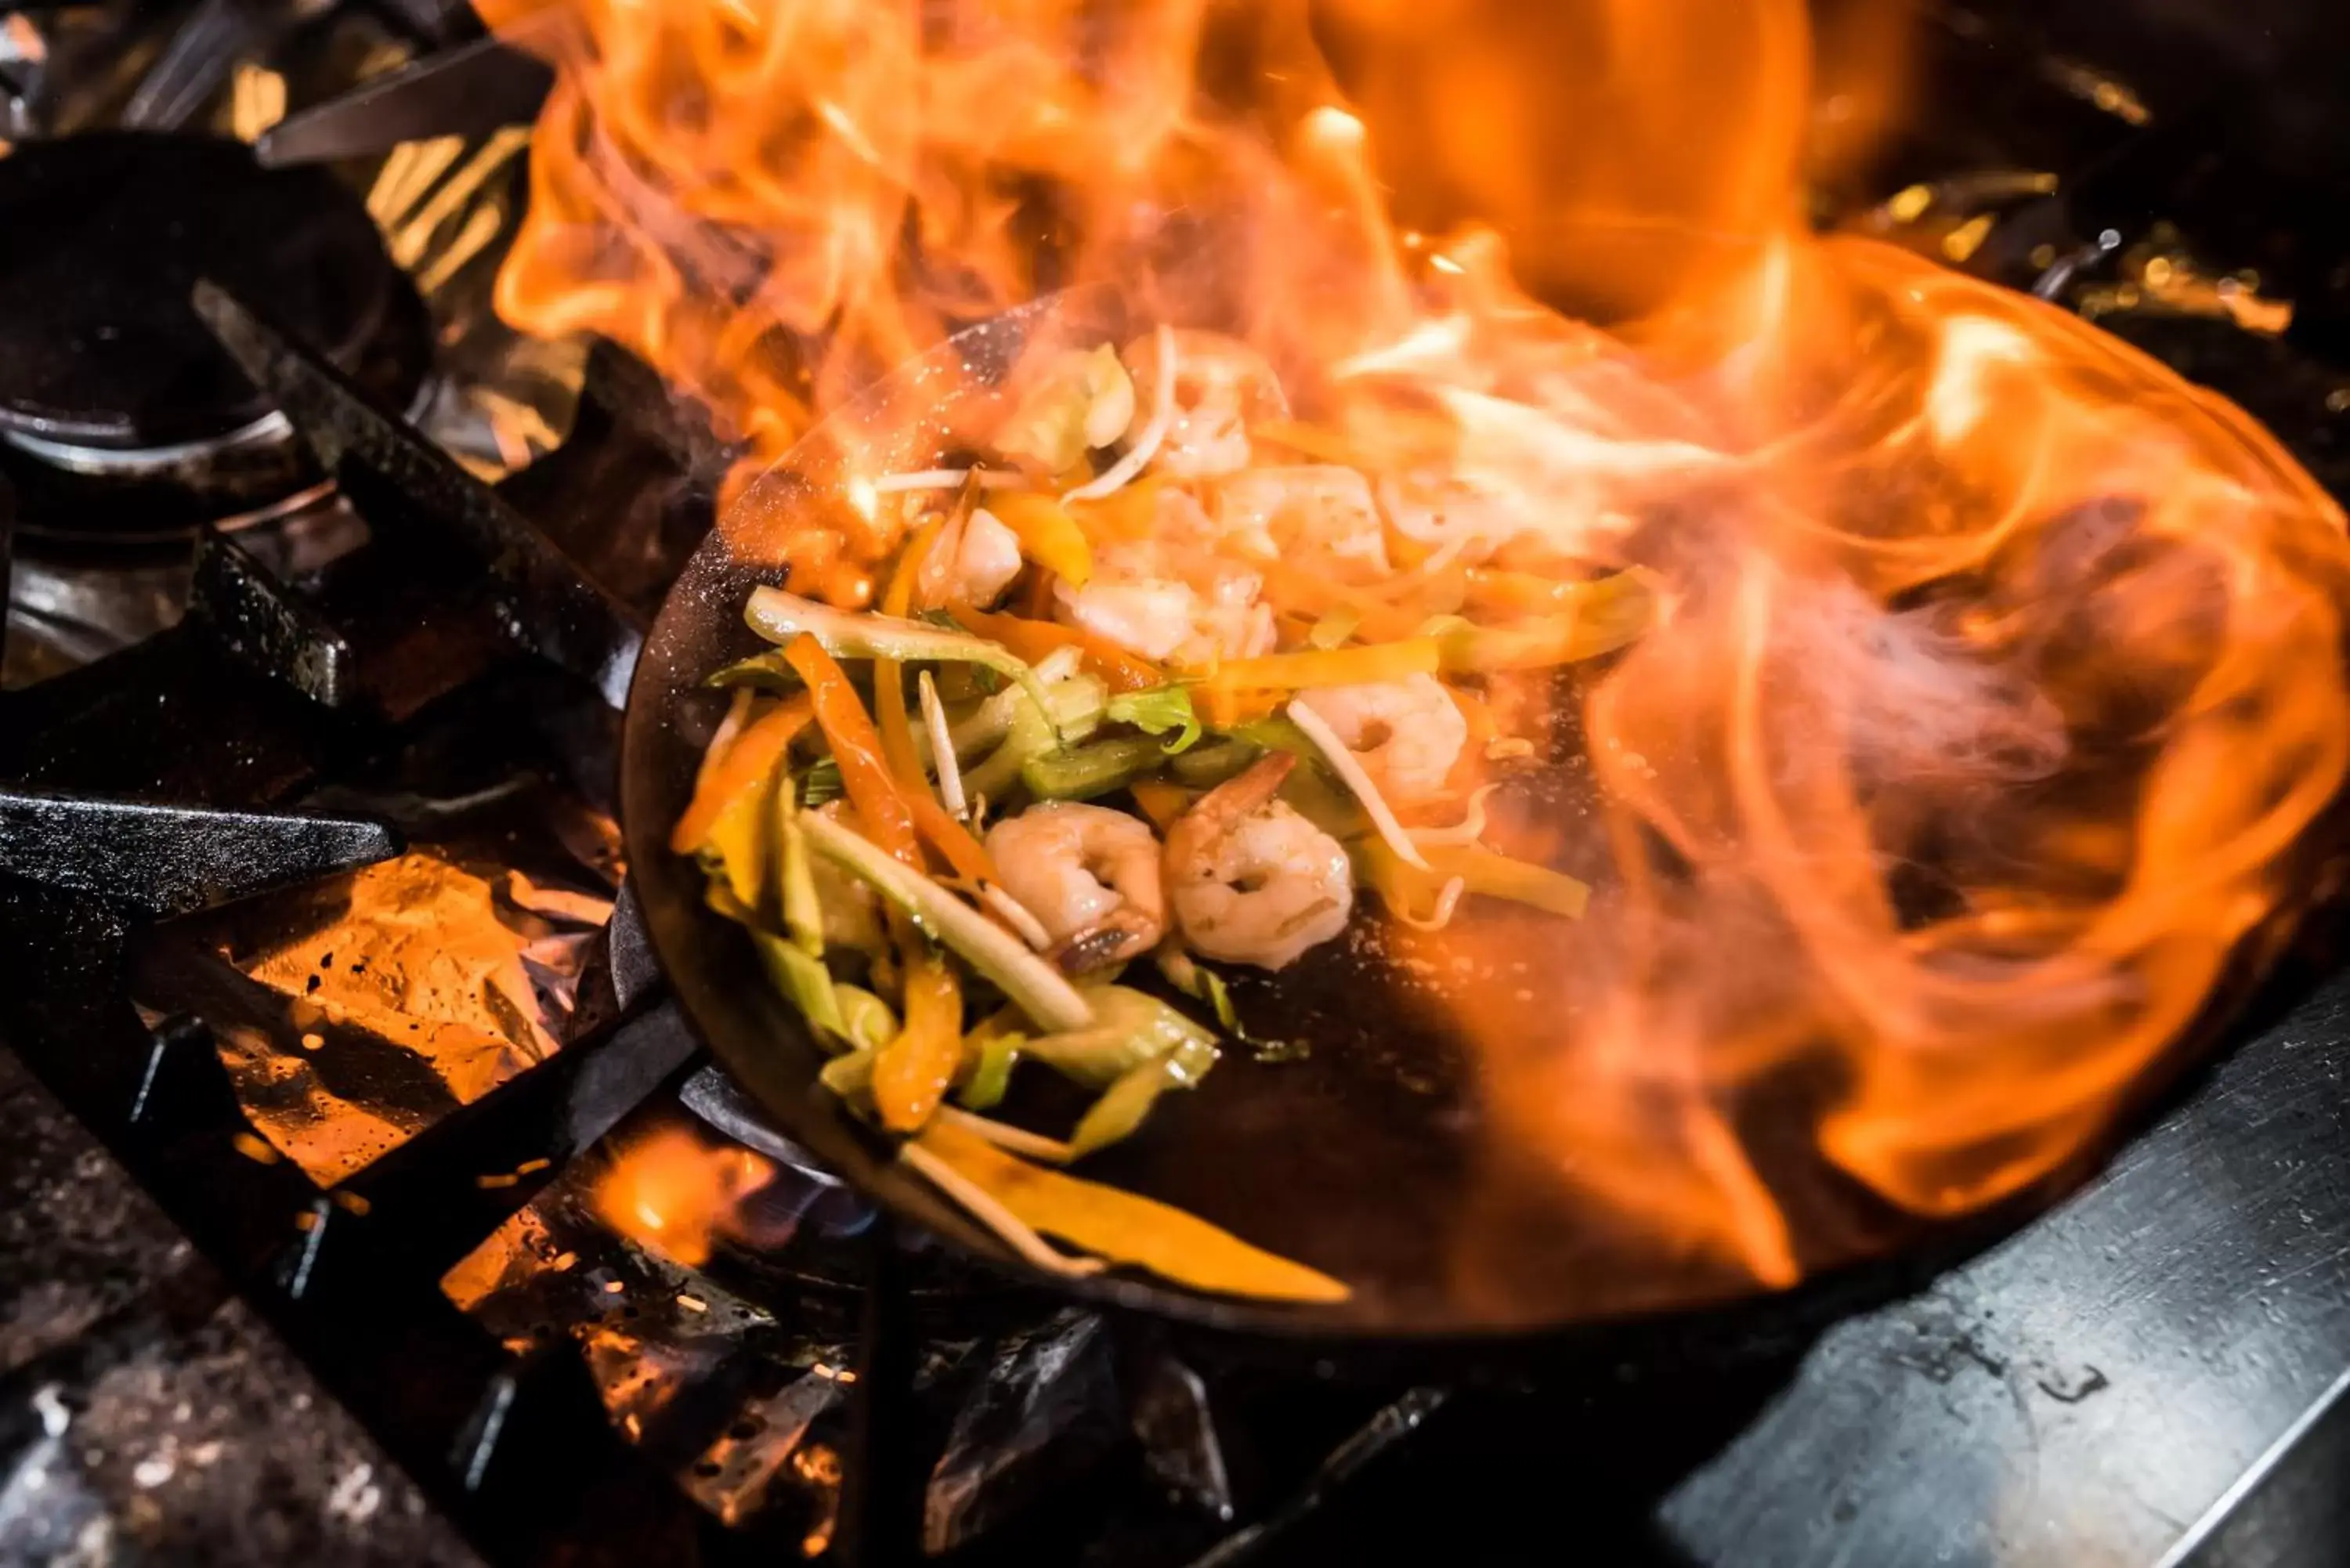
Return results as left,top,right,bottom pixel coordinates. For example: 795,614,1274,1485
7,2,2350,1566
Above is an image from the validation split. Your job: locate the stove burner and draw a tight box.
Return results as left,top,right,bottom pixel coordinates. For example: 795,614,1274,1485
0,131,430,545
0,131,403,450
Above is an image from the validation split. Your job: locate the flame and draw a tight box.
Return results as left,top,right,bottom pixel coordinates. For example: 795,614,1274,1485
595,1126,777,1269
489,0,2350,1302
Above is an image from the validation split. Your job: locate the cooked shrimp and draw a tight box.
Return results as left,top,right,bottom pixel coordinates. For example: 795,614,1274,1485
917,505,1024,609
985,802,1166,973
1053,537,1276,667
1123,329,1289,480
1163,754,1354,970
1292,675,1468,805
1213,465,1390,583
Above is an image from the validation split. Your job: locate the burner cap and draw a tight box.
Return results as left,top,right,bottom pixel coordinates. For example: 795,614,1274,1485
0,132,403,451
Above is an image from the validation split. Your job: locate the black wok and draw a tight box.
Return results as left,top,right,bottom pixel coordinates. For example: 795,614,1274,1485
614,297,2171,1353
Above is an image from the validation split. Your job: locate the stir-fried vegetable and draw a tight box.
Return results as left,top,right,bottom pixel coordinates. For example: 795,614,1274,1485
801,809,1096,1033
680,326,1664,1301
872,952,964,1132
947,602,1163,692
1021,734,1173,800
787,634,996,887
1104,685,1202,751
994,342,1135,474
672,694,812,854
749,587,1060,718
1015,986,1217,1087
987,493,1096,587
915,1120,1348,1302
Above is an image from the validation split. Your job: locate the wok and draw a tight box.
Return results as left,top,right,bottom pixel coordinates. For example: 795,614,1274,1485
616,296,2149,1353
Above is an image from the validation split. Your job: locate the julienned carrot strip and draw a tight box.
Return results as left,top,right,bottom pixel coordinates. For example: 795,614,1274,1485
784,634,921,868
873,952,964,1132
874,528,1000,889
1195,687,1279,728
948,602,1163,693
875,522,940,783
671,695,813,853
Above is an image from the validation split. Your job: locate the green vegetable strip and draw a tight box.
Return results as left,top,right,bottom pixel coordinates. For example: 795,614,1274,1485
957,1034,1022,1111
820,1050,875,1098
1068,1033,1219,1156
1021,735,1170,800
801,811,1096,1032
775,775,824,956
745,587,1059,724
1017,987,1217,1088
1168,739,1260,788
754,931,848,1042
836,985,899,1053
1104,685,1202,752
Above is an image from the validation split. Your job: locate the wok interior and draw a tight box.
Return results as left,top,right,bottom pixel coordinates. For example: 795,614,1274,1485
619,302,2044,1337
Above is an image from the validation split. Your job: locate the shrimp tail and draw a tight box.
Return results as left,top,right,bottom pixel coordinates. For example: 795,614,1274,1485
1195,751,1295,824
1050,909,1161,974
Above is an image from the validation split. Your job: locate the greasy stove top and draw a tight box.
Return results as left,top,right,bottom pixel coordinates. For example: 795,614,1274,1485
5,2,2350,1566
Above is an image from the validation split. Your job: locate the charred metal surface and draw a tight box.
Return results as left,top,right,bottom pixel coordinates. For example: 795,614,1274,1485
189,529,359,708
191,282,646,709
0,626,333,801
297,536,512,722
0,790,382,908
319,999,697,1287
0,879,704,1566
255,36,553,168
0,791,401,917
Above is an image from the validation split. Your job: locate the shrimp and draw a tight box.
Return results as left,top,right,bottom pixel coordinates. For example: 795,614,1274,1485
1213,465,1390,583
985,802,1166,973
1163,754,1354,970
1292,674,1468,804
1122,329,1289,480
917,505,1024,609
1053,537,1276,667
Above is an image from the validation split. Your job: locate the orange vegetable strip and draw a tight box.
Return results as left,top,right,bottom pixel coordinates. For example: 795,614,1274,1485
875,522,942,782
1464,567,1636,616
842,525,1000,888
1196,639,1443,693
671,695,813,853
1249,418,1371,470
1195,687,1280,728
1127,779,1195,830
948,602,1163,693
916,1120,1350,1302
873,952,964,1132
784,634,921,868
988,493,1094,586
1065,476,1165,543
1250,559,1422,642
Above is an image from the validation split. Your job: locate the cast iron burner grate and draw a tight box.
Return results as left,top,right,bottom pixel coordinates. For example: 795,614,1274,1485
0,131,432,546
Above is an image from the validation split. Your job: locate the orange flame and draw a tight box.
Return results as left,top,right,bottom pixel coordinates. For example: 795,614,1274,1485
490,0,2350,1299
595,1126,776,1269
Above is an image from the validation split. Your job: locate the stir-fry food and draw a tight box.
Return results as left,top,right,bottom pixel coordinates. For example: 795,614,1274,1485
674,327,1647,1299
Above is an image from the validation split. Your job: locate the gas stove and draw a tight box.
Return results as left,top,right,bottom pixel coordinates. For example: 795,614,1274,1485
3,2,2350,1566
